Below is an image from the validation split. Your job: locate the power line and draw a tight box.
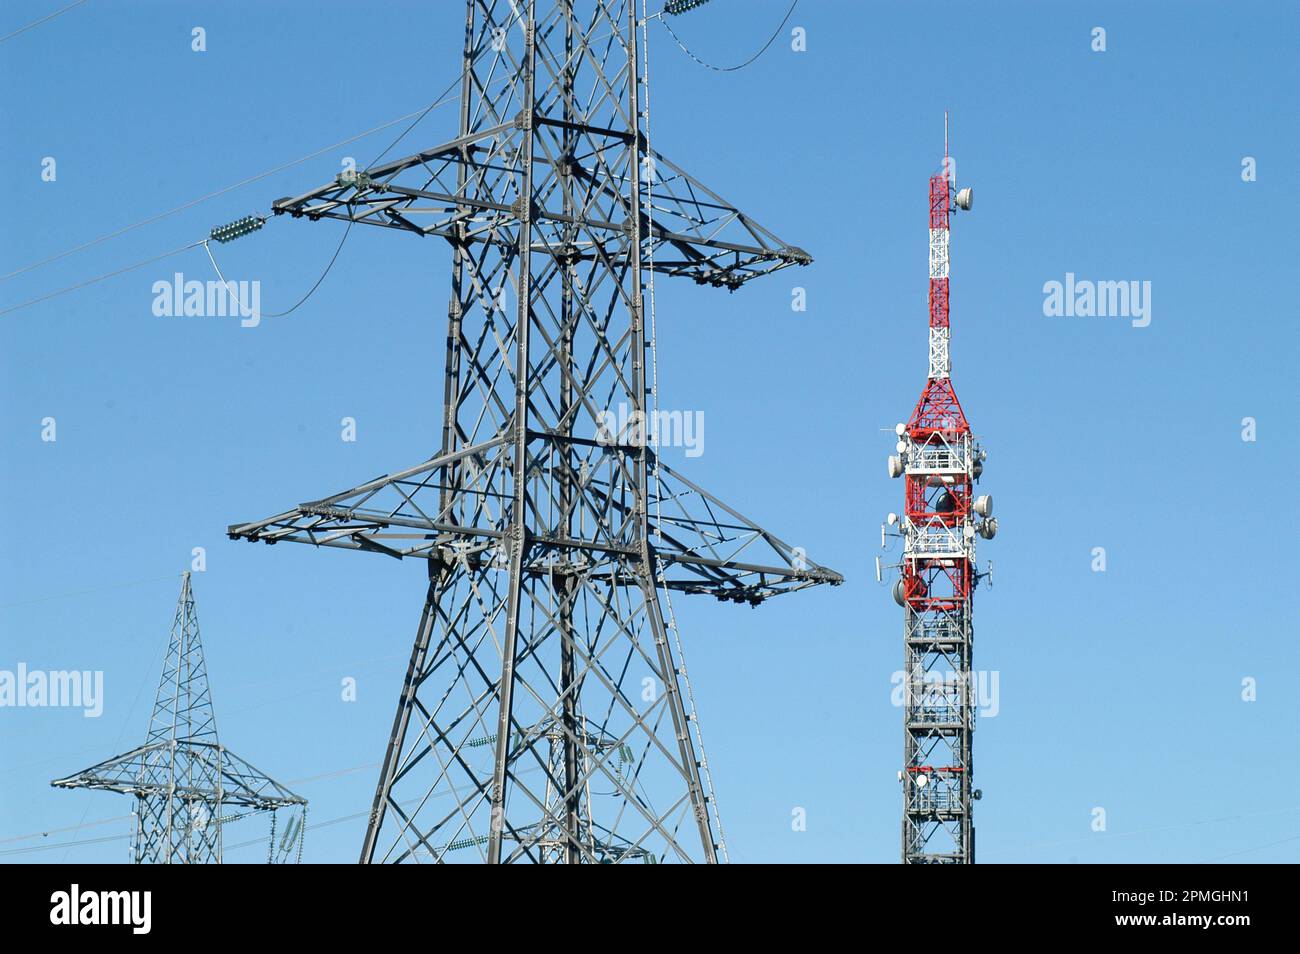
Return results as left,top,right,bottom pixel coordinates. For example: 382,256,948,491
0,240,204,318
219,808,368,855
2,16,627,289
659,0,797,72
2,760,544,859
195,60,477,319
0,98,459,285
0,812,130,846
219,762,550,858
0,572,182,610
0,759,379,853
1204,831,1300,862
287,762,381,787
367,77,463,168
0,833,125,857
203,216,352,319
0,0,90,44
220,64,471,318
1,65,475,320
0,17,630,321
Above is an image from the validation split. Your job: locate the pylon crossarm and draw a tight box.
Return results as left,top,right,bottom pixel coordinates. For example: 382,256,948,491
228,453,840,600
216,747,308,809
646,459,843,598
271,140,808,289
227,435,508,546
52,741,305,811
51,742,176,796
619,146,812,286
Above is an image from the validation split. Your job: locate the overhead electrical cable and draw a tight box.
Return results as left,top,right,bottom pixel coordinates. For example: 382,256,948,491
1,90,466,285
0,0,90,44
3,18,632,318
659,0,797,72
0,75,464,317
0,240,204,318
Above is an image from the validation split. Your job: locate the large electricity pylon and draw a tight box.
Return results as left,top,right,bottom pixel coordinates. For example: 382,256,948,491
228,0,840,863
52,573,306,864
882,128,998,864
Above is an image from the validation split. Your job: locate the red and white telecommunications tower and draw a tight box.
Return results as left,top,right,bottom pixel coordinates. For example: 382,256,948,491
881,121,997,864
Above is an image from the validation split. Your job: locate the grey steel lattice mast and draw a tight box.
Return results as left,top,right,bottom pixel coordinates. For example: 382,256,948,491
52,573,307,863
229,0,840,864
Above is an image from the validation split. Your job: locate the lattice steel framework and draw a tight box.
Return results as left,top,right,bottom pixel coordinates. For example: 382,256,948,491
228,0,840,864
52,573,307,864
884,140,997,864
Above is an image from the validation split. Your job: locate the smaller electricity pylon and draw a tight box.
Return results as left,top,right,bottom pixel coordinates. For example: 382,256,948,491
52,572,306,864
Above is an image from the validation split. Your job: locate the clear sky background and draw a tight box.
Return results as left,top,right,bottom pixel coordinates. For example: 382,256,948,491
1,0,1296,864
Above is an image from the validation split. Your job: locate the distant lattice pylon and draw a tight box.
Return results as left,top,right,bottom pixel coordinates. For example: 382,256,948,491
52,572,306,864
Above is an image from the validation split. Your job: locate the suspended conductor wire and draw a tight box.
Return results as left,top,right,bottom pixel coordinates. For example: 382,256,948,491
1,68,471,287
363,63,467,168
0,571,183,610
641,0,730,864
659,0,797,72
203,218,353,319
367,76,461,168
0,103,459,285
2,20,620,314
3,67,464,318
0,240,205,318
1203,831,1300,862
199,21,631,324
0,0,90,44
200,61,466,320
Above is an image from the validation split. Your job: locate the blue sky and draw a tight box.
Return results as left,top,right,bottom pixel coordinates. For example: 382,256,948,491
1,0,1297,863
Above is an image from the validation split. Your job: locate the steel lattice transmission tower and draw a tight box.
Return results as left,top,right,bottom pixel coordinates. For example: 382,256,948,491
881,129,998,864
52,573,307,864
228,0,840,863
